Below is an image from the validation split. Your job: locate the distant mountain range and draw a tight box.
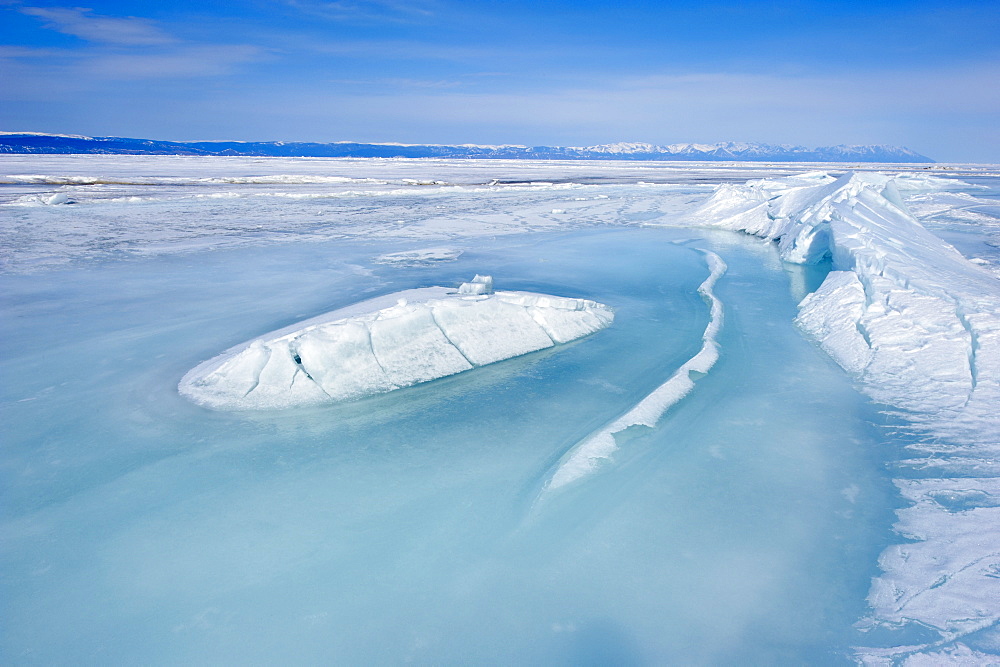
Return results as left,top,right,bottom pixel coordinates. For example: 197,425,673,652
0,133,934,163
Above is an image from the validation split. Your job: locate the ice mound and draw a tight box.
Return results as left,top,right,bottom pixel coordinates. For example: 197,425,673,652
690,172,1000,661
180,280,613,410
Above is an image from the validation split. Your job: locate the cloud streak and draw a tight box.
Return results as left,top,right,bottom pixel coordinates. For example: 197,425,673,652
19,6,175,45
284,0,438,23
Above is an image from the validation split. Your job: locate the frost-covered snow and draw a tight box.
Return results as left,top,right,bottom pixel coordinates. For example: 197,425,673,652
181,283,613,410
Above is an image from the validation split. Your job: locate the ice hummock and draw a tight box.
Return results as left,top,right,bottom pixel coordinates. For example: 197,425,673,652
180,278,613,410
689,171,1000,443
688,171,1000,662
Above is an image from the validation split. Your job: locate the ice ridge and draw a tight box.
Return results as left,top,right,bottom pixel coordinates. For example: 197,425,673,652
543,250,726,492
689,172,1000,661
179,281,614,410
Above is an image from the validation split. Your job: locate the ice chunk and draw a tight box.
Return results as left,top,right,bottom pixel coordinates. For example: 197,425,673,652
794,271,872,375
458,274,493,295
374,247,464,266
44,192,70,205
180,282,613,410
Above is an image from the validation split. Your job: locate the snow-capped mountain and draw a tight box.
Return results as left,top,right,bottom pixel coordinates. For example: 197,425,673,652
0,133,934,162
568,141,932,162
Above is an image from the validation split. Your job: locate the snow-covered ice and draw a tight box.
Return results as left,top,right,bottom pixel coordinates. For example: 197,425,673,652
180,283,613,409
3,154,1000,664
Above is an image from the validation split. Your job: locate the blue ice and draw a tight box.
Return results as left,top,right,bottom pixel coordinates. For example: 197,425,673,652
1,227,896,664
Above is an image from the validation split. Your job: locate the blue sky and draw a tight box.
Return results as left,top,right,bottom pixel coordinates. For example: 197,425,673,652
2,0,998,161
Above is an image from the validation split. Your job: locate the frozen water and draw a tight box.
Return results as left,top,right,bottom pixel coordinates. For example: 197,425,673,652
2,155,1000,663
546,250,725,491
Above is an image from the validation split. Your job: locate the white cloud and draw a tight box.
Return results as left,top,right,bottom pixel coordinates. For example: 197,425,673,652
19,6,175,46
4,7,265,81
284,0,437,23
328,77,463,89
85,45,265,79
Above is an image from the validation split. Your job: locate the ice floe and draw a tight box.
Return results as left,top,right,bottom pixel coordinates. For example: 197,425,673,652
373,247,464,266
180,279,613,410
688,171,1000,661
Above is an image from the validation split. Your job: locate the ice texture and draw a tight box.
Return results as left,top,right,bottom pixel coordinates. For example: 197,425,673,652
546,250,726,491
5,155,1000,663
690,171,1000,661
180,284,613,410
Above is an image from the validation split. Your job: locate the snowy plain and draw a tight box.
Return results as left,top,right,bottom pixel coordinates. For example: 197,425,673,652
2,155,1000,664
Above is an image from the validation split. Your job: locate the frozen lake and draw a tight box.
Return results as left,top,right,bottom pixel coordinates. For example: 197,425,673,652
2,156,999,664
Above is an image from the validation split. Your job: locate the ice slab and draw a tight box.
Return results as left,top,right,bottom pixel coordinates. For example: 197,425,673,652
180,282,613,410
457,274,493,295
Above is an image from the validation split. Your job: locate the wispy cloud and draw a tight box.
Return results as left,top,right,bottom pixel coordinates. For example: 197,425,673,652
3,5,266,81
0,45,80,58
19,6,175,46
329,77,462,89
87,45,265,79
284,0,437,23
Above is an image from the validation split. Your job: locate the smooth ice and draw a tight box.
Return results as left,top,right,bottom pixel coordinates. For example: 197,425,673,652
0,226,892,664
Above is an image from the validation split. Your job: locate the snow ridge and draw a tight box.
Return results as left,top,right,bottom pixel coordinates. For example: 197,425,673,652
688,172,1000,662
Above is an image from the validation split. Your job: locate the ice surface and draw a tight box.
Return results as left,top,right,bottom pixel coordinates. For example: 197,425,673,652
4,155,1000,663
180,283,613,409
